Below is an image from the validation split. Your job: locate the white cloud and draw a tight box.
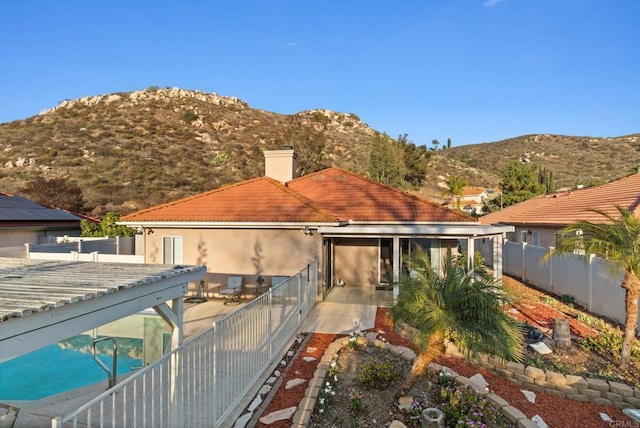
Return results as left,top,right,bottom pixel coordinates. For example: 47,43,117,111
287,42,297,48
483,0,505,6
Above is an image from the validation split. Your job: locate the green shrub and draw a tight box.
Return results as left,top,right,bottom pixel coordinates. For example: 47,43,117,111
357,356,400,389
577,331,640,362
180,109,199,124
560,294,576,306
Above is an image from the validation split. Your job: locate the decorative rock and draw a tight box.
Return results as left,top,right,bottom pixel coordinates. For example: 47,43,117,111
530,414,549,427
259,406,297,424
286,378,306,389
398,396,414,411
623,408,640,423
267,376,277,385
306,347,317,353
517,419,539,428
529,341,553,355
521,390,536,403
302,356,316,362
389,421,407,428
599,412,613,422
469,373,489,390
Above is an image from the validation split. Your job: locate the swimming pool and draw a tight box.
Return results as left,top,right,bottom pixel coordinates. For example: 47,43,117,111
0,335,143,401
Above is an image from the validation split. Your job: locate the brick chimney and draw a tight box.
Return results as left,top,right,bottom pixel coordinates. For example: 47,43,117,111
263,146,297,183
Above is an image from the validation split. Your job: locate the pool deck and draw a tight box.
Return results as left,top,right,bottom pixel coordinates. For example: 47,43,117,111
9,286,391,427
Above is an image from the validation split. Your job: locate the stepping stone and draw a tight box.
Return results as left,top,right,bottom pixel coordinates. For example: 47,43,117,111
303,356,316,362
267,376,277,385
306,347,317,353
286,378,306,389
259,406,297,425
531,414,548,427
259,384,272,395
248,395,263,412
233,412,253,428
521,389,536,403
529,341,553,355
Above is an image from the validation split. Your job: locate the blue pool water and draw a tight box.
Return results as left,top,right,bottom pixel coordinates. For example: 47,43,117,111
0,336,143,401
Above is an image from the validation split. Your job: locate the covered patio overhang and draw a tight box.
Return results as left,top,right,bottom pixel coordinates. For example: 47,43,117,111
318,223,515,300
0,257,206,363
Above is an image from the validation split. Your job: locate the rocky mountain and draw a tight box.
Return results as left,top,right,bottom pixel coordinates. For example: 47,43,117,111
1,87,639,217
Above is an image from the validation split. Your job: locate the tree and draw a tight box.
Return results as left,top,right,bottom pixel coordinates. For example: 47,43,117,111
390,248,524,393
442,175,468,209
81,212,137,238
283,117,328,176
446,138,452,149
20,176,86,213
552,206,640,369
490,160,545,209
368,133,405,188
398,134,431,189
430,139,440,151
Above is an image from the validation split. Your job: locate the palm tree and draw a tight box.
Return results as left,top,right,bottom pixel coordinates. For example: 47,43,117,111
442,175,468,210
390,248,524,394
552,206,640,369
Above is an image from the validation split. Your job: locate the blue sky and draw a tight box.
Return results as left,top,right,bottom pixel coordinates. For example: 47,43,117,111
1,0,638,147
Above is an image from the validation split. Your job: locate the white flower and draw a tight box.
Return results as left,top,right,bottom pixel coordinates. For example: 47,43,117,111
326,381,331,387
333,375,338,382
319,398,325,405
319,408,324,413
330,361,337,368
331,391,335,395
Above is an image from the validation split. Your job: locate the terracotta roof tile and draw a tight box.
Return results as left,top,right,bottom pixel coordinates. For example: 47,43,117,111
288,167,474,222
479,172,640,226
121,177,338,223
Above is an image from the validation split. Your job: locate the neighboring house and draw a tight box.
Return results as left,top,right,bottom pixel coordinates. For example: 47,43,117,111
0,192,84,248
445,186,499,215
479,172,640,248
120,149,513,300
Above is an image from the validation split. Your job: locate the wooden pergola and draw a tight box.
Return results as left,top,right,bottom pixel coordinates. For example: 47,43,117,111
0,257,206,363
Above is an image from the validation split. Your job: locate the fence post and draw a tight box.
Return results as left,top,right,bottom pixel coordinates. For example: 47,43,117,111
587,253,595,311
548,247,554,293
521,242,527,283
25,243,31,259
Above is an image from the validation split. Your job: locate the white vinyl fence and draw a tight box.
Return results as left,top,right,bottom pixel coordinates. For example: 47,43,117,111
502,241,638,332
53,260,319,428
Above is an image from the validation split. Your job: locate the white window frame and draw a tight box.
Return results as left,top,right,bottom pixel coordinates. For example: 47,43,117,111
162,236,183,264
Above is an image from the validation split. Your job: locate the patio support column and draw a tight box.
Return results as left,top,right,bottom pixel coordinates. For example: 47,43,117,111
154,296,185,428
492,234,504,281
392,236,400,302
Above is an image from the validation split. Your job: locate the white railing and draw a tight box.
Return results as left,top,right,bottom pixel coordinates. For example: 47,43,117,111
53,260,318,428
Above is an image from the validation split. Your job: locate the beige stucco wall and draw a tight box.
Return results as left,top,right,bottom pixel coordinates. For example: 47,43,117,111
333,238,379,286
0,228,82,247
510,226,559,248
143,227,321,292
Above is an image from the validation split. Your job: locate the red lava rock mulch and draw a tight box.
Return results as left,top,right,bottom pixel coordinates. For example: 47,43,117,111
438,355,632,428
257,307,635,428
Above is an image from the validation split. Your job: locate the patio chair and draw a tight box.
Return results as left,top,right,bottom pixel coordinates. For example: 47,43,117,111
0,403,19,428
217,276,243,305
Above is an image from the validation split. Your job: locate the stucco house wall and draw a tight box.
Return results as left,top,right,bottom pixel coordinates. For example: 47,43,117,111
143,227,322,293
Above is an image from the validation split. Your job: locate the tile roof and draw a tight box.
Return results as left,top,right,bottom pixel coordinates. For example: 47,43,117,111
122,167,475,224
479,172,640,226
120,177,339,223
287,167,474,222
